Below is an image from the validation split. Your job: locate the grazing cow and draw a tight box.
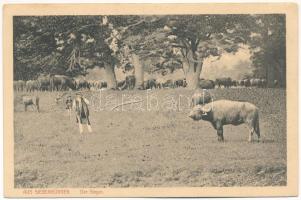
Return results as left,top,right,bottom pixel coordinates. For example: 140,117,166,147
191,89,213,107
37,74,51,91
162,79,174,88
125,75,136,90
14,80,25,92
155,78,165,89
73,92,92,134
243,79,251,87
215,77,232,88
188,100,260,142
238,80,244,87
26,80,39,92
91,80,107,90
100,81,107,89
261,78,267,88
199,79,215,89
117,80,126,90
65,95,73,119
174,79,187,88
250,78,262,87
144,79,157,90
87,80,95,90
51,75,76,91
231,80,238,87
75,78,89,90
22,95,40,112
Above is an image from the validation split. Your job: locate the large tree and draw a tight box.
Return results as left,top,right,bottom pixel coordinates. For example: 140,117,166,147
13,16,115,81
248,15,286,87
162,15,253,89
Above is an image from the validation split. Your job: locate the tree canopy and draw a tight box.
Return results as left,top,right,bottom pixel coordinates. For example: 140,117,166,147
13,14,286,88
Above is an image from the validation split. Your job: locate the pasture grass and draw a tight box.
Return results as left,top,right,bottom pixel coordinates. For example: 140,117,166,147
14,88,286,187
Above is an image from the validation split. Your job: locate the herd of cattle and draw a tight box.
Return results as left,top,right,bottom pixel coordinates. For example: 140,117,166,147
16,74,265,142
14,74,274,92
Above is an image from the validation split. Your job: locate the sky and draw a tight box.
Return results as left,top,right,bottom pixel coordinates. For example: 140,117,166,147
201,46,253,80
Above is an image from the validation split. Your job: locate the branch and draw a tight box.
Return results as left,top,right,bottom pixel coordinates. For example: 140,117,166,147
76,24,100,32
171,44,186,49
121,19,146,33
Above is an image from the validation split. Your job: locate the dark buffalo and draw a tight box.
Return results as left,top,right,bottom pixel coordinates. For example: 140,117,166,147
75,78,89,90
199,79,215,89
189,100,260,142
215,77,232,88
231,80,238,87
51,75,76,91
243,79,251,87
144,79,157,90
125,75,136,90
37,74,51,91
117,80,126,90
174,79,187,88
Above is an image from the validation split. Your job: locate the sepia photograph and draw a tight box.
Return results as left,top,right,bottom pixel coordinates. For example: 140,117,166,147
3,3,298,197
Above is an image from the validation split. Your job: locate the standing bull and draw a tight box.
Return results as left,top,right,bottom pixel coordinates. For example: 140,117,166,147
22,95,40,112
189,100,260,142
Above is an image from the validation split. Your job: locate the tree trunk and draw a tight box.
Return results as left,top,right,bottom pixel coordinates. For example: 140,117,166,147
184,58,203,90
104,64,117,89
132,53,144,89
278,59,286,87
266,62,275,88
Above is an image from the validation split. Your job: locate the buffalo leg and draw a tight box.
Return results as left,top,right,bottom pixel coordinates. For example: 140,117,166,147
255,119,261,142
216,121,224,142
35,98,40,112
217,129,224,142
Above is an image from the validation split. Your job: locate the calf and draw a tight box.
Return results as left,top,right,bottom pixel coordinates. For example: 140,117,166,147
73,92,92,134
22,95,39,112
191,89,213,107
189,100,260,142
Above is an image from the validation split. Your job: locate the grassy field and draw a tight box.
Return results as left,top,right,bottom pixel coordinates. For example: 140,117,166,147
14,88,287,187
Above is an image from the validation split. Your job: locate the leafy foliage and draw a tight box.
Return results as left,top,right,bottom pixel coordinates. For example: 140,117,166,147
248,15,286,87
13,14,286,87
